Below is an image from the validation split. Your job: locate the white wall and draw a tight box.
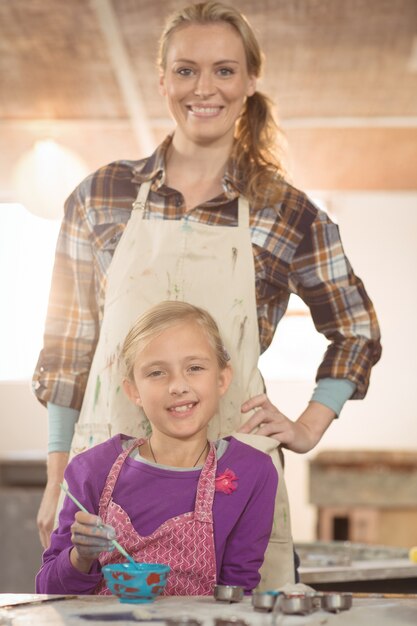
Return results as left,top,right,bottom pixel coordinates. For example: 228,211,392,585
0,381,47,456
1,191,416,543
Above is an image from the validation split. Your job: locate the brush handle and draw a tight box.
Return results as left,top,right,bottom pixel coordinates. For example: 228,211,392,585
110,538,137,566
60,483,89,513
60,483,137,568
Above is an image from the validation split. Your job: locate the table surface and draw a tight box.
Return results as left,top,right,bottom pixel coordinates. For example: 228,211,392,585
0,594,416,626
299,558,417,584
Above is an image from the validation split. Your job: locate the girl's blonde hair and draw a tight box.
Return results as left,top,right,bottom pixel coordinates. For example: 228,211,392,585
121,301,230,382
158,1,287,206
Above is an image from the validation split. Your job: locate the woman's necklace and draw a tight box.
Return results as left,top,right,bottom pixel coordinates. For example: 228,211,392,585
148,438,209,468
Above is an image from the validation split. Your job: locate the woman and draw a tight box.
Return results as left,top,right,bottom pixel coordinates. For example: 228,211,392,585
33,1,381,586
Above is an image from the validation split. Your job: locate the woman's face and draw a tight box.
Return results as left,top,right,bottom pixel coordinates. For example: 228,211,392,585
160,22,256,148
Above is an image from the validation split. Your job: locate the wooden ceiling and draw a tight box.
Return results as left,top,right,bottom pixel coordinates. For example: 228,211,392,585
1,0,416,195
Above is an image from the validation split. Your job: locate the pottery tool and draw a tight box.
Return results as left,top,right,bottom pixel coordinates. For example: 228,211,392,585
214,584,244,603
60,482,138,568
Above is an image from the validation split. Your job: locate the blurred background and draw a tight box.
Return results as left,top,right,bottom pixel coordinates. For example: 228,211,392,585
0,0,416,592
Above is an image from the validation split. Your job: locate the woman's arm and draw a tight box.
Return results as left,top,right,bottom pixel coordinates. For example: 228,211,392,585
290,209,381,399
239,394,335,453
34,203,96,543
37,405,79,548
32,179,99,412
240,204,381,452
37,450,69,549
239,377,356,452
32,177,99,546
33,163,134,545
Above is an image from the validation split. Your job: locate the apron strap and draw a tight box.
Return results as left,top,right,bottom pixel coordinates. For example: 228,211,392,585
237,196,250,228
194,442,217,523
99,438,216,520
99,438,144,514
132,181,152,212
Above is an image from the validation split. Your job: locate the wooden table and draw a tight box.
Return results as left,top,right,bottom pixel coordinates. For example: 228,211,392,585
1,594,416,625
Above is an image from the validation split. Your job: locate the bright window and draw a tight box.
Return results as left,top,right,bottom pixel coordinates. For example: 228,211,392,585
258,294,329,381
0,204,60,380
258,193,332,382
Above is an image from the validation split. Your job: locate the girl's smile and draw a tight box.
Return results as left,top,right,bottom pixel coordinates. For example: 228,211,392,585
168,401,198,415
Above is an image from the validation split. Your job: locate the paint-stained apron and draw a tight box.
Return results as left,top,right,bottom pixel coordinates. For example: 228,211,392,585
96,439,217,595
69,180,295,587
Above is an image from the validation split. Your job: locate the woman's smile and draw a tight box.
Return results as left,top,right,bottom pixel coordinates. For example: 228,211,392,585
186,105,224,118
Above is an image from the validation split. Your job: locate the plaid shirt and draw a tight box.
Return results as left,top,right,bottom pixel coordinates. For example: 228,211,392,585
33,135,381,410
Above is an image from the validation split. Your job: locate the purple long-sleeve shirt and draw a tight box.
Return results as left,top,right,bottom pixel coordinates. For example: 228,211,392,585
36,436,278,594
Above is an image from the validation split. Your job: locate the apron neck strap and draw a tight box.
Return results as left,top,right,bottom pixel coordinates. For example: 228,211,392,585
194,442,217,522
133,181,152,211
237,196,250,228
98,438,143,516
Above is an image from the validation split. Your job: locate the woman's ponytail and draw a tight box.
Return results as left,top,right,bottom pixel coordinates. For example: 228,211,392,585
232,91,287,206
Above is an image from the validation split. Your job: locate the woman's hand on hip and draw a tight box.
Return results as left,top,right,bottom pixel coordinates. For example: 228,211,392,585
238,395,335,453
238,394,299,447
70,511,115,573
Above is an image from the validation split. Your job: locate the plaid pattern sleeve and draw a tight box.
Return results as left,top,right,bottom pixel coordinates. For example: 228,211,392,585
288,202,381,399
32,161,136,409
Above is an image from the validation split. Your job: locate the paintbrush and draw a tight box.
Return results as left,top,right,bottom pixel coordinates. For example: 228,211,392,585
60,482,139,569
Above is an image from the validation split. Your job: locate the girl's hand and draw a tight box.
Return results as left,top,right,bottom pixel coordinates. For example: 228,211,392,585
69,511,115,573
238,395,335,453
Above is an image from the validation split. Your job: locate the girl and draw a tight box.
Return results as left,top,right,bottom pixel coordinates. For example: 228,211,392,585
36,301,278,595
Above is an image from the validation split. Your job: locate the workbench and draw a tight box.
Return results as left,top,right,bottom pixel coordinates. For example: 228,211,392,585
0,594,416,625
297,542,417,593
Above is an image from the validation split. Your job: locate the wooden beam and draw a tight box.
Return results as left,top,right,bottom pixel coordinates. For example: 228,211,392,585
90,0,156,156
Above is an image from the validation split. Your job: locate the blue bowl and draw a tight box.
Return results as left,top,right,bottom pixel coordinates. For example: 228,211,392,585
102,562,170,603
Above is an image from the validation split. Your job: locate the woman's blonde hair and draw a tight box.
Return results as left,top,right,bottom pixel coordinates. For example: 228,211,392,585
157,1,287,206
121,301,230,382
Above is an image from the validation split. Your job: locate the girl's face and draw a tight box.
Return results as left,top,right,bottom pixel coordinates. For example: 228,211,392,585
123,321,232,443
160,22,256,148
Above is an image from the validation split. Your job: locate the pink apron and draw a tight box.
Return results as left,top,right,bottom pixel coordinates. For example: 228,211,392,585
96,439,217,596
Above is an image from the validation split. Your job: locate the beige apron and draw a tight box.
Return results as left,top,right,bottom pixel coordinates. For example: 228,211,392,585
70,180,295,587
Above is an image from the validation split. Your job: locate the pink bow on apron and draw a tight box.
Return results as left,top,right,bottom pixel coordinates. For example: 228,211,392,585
96,439,217,596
